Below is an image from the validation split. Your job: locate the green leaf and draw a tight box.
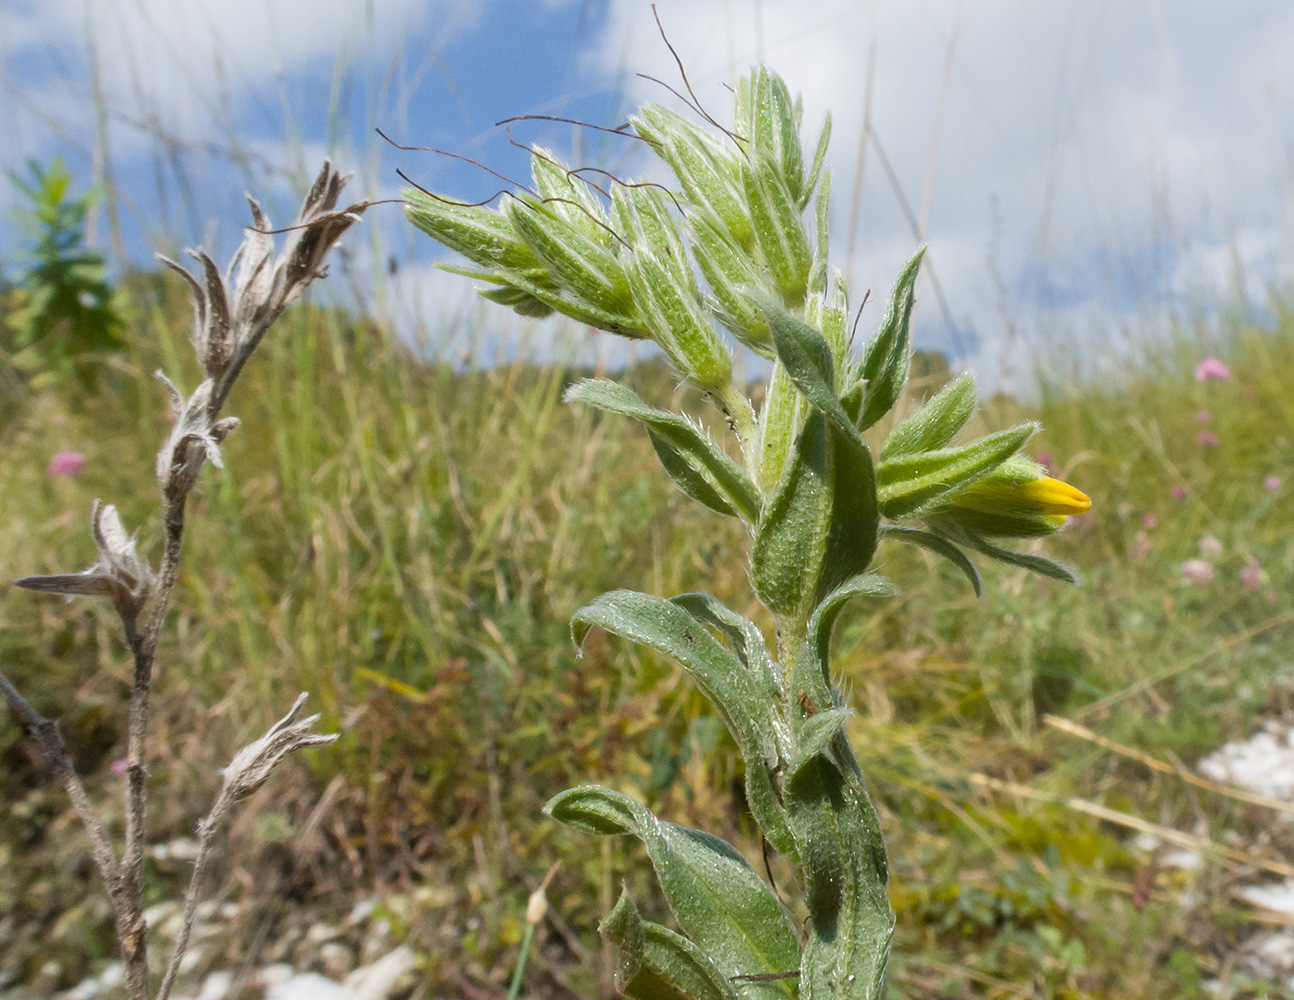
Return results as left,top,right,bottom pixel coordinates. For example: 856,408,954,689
880,372,976,459
856,247,925,430
507,199,633,314
879,525,982,597
548,786,801,994
787,756,893,1000
754,407,881,624
613,184,689,272
690,216,770,354
960,533,1081,586
478,282,555,318
816,420,880,603
570,590,776,766
750,68,804,204
814,169,831,276
755,361,802,495
668,593,780,701
753,412,832,621
403,190,539,271
788,708,850,780
637,925,742,1000
628,248,732,392
602,891,646,990
791,573,898,714
601,891,741,1000
750,291,860,450
742,155,812,305
742,757,798,861
635,105,752,248
495,267,649,339
876,423,1035,519
803,113,832,210
530,147,614,248
565,380,760,522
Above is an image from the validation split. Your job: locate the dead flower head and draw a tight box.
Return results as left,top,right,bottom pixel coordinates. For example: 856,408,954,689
219,693,338,802
154,374,240,496
158,160,370,382
14,501,154,621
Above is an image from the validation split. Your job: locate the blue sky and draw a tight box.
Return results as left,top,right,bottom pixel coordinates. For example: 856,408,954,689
3,0,1293,386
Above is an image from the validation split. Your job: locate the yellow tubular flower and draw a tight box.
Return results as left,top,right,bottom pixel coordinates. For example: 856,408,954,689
932,459,1091,538
959,475,1092,516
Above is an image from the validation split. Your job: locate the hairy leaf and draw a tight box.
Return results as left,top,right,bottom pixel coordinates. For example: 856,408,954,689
751,290,860,449
570,590,776,766
880,372,976,459
742,155,812,305
565,380,760,522
856,247,925,430
879,525,982,597
549,787,801,994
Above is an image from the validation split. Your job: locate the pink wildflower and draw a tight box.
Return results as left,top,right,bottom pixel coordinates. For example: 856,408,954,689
1141,513,1158,529
1171,484,1189,501
110,758,128,777
47,451,86,478
1240,558,1262,591
1196,432,1220,448
1181,559,1214,586
1194,357,1231,381
1195,410,1211,424
1198,535,1223,559
1265,476,1283,491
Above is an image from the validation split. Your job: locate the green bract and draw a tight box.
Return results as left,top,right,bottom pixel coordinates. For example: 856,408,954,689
404,64,1089,1000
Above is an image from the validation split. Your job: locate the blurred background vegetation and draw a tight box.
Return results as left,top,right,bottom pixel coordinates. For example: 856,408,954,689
0,156,1291,999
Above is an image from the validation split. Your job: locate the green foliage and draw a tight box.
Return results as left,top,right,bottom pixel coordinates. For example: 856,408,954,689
3,158,123,389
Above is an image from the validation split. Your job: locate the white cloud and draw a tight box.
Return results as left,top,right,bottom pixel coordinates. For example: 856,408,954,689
3,0,479,159
585,0,1294,385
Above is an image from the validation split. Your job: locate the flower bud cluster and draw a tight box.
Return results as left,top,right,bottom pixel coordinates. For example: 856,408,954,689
405,70,831,397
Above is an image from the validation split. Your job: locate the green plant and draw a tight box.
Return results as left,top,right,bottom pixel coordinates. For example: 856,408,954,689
4,158,124,389
406,64,1090,997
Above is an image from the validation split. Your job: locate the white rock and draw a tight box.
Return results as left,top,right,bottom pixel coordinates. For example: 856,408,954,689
345,946,417,1000
1161,849,1202,871
196,970,234,1000
319,942,356,980
256,964,298,989
99,963,124,989
1245,931,1294,978
1199,727,1294,801
1240,879,1294,917
306,922,344,944
266,972,353,1000
347,900,377,925
178,945,204,975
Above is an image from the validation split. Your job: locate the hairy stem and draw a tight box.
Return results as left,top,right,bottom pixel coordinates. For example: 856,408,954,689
155,784,233,1000
0,668,147,999
119,489,189,998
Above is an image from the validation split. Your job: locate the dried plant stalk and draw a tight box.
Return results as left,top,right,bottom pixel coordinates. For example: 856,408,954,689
1,162,368,1000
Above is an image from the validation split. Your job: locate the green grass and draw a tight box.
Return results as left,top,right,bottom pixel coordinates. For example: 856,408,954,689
1,272,1292,998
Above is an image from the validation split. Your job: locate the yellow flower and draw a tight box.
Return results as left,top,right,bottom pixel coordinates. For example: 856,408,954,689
957,474,1091,516
932,459,1091,538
